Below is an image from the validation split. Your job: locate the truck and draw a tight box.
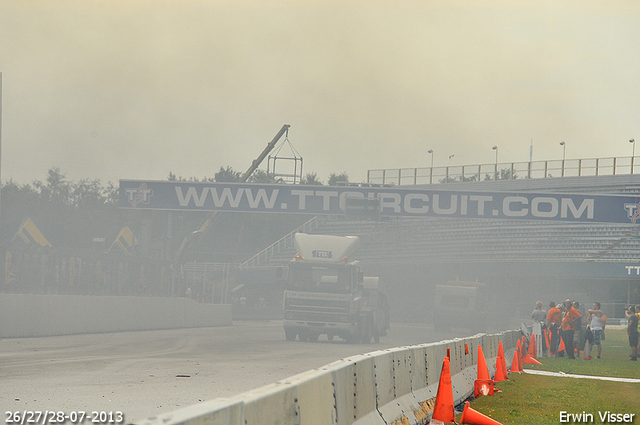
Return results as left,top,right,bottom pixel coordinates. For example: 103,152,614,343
283,233,390,343
432,280,490,333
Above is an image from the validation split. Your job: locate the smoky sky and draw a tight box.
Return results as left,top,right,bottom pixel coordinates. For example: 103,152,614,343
1,0,639,185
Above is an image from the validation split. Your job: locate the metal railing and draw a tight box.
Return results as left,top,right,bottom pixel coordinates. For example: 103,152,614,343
367,155,640,186
238,216,325,269
180,261,236,303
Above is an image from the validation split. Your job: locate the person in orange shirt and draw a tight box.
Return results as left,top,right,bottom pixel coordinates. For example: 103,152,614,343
561,299,581,359
546,301,562,356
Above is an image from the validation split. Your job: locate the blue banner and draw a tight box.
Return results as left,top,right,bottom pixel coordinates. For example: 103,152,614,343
119,180,640,224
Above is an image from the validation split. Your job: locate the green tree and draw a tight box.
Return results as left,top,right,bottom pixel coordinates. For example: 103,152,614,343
215,166,242,182
301,172,323,185
247,169,275,183
32,167,71,205
0,179,41,243
327,172,349,186
439,176,458,184
167,172,182,181
484,168,518,181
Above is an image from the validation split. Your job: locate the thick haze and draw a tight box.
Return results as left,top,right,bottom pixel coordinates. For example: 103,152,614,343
1,0,639,185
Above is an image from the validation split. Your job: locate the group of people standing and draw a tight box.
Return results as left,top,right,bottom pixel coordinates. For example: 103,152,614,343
531,299,605,360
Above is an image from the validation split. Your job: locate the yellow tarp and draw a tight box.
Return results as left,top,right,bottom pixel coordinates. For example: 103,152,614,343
108,226,138,255
13,217,52,247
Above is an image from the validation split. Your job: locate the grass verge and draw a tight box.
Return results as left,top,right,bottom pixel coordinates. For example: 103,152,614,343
462,329,640,425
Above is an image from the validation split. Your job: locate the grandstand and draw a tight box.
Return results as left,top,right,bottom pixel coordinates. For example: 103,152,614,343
239,216,640,266
234,173,640,322
239,174,640,268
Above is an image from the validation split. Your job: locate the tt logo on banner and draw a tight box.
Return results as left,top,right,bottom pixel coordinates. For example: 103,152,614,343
125,183,154,208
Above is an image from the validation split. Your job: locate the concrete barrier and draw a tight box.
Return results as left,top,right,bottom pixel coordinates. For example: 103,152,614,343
0,293,232,337
138,330,520,425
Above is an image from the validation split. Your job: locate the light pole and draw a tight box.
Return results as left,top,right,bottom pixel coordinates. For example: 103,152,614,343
630,139,635,174
0,73,2,239
428,149,434,184
559,141,566,177
492,146,498,179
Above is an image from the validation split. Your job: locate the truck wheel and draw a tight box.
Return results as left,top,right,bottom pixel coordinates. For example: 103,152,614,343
299,332,309,342
308,333,319,342
327,334,334,342
285,329,296,341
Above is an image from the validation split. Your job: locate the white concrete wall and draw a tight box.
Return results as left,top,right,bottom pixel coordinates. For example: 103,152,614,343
138,330,520,425
0,294,232,337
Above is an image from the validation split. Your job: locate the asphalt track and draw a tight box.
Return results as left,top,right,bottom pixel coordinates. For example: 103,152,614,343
1,320,473,423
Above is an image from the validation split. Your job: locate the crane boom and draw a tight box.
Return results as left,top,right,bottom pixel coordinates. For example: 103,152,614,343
173,125,290,266
240,124,290,182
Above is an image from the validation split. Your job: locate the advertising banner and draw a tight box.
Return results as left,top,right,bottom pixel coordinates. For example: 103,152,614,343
119,180,640,224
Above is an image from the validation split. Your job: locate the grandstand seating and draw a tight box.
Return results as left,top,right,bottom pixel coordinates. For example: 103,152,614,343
236,215,640,267
237,175,640,268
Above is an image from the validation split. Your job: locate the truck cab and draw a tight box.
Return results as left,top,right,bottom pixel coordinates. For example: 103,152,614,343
283,233,389,343
433,280,489,333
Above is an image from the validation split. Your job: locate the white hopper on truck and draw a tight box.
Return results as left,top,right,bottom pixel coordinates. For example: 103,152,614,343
283,233,390,343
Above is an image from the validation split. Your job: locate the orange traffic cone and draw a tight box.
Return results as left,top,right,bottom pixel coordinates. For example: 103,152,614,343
465,344,469,355
509,350,517,373
547,329,556,356
474,345,494,397
518,348,524,372
431,357,456,424
476,346,491,380
497,342,508,380
558,335,566,356
460,401,504,425
511,350,518,373
509,349,523,373
493,357,507,382
543,329,550,357
523,355,542,365
527,334,537,359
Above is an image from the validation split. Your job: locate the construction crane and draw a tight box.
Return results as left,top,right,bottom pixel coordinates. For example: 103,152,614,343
173,124,290,267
